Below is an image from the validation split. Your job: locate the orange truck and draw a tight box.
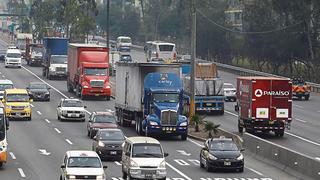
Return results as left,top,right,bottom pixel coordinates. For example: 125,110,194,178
292,77,310,100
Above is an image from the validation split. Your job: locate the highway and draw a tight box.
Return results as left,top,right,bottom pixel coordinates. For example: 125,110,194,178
0,37,303,179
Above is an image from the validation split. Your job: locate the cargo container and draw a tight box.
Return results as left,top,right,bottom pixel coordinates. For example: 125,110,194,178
25,38,44,66
42,37,68,79
235,77,292,137
67,44,111,100
115,62,188,140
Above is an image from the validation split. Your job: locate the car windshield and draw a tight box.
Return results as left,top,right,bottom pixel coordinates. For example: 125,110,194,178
94,114,116,123
62,100,83,107
84,68,107,76
51,56,67,64
99,130,124,140
6,94,29,102
120,55,132,61
30,83,47,89
0,84,13,91
224,84,235,89
67,157,101,168
132,143,163,158
210,141,239,151
120,38,131,43
6,53,21,58
153,93,179,103
159,45,174,51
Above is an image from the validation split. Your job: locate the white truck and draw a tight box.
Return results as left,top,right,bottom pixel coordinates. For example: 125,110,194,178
15,33,33,58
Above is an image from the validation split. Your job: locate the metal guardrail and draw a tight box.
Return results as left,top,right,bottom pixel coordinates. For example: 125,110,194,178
95,37,320,93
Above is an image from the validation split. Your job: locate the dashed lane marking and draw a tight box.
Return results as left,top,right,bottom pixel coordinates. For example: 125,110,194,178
36,111,42,115
114,161,121,165
30,104,34,107
65,139,73,145
18,168,26,178
165,162,192,180
295,118,307,123
247,167,264,176
2,75,5,78
293,104,303,108
45,119,50,123
315,157,320,161
54,128,61,134
9,152,16,160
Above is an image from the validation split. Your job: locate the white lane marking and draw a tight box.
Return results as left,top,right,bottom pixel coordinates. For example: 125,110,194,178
18,168,26,178
45,119,50,123
187,138,204,147
38,149,51,156
22,66,92,115
114,161,122,165
188,159,200,165
65,139,73,145
176,150,191,156
316,157,320,161
293,104,303,108
285,132,320,147
247,167,264,176
2,75,5,78
54,128,61,134
30,104,34,107
295,118,307,123
225,110,238,117
36,111,42,115
165,162,192,180
9,152,16,160
0,72,2,74
174,159,190,166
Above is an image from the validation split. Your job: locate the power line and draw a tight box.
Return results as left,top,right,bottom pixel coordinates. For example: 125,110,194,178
196,9,304,34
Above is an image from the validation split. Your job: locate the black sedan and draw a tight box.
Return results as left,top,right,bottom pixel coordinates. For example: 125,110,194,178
92,128,125,161
26,82,50,101
200,137,244,172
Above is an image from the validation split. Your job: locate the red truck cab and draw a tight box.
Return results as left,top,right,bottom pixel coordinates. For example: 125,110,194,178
67,44,111,100
235,77,292,137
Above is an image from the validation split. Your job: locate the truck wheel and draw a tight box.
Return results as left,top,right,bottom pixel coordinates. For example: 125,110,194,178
298,96,302,100
42,69,46,76
238,124,243,133
305,95,310,100
67,82,73,92
181,134,187,140
136,117,144,135
106,96,110,101
26,60,29,65
75,85,81,97
275,130,284,137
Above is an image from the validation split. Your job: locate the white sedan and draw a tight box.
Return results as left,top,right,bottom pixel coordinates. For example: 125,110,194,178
223,83,237,102
57,98,86,122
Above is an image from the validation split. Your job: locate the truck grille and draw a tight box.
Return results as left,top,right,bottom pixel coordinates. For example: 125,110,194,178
90,80,104,88
161,110,178,125
56,67,66,72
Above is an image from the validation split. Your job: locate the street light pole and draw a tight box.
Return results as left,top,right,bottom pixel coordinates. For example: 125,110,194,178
106,0,110,48
190,0,196,119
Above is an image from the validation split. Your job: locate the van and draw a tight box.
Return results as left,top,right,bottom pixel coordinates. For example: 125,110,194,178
116,36,132,51
3,89,32,120
0,80,14,100
122,137,168,180
146,41,177,63
5,48,22,68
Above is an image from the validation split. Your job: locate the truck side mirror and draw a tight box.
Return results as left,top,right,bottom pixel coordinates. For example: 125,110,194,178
61,164,66,169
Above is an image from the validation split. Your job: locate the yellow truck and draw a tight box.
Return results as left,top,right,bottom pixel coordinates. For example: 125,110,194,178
2,89,32,120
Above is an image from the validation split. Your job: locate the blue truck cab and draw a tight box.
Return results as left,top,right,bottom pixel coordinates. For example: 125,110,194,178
142,73,188,140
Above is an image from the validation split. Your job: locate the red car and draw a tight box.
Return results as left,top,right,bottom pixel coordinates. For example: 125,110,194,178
87,111,118,138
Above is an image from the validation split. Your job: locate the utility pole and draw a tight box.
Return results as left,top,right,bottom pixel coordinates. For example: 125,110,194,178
106,0,110,48
190,0,196,119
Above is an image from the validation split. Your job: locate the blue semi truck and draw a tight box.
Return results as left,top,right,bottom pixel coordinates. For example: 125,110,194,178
115,62,188,140
182,62,224,114
42,37,69,79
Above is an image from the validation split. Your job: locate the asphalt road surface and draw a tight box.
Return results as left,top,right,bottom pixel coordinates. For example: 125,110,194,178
0,36,309,180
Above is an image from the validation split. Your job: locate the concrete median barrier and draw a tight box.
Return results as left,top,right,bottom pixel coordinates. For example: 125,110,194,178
243,133,320,180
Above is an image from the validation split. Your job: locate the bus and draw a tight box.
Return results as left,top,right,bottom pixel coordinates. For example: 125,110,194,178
0,102,9,167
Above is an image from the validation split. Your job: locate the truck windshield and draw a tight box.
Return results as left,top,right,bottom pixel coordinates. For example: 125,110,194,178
6,53,21,58
153,93,179,103
0,84,13,91
51,56,67,64
132,143,163,158
6,94,29,102
67,157,101,168
84,68,107,76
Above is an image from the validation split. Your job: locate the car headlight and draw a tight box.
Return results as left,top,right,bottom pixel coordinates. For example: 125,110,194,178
180,121,188,126
159,160,166,168
236,154,244,160
66,175,76,179
45,92,50,95
149,121,158,126
130,160,139,167
96,174,105,179
62,110,67,115
98,141,105,147
49,67,56,71
208,153,218,160
83,85,89,88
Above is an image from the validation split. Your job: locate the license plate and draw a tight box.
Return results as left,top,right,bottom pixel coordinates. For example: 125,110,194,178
145,174,153,178
206,103,212,106
95,94,100,96
269,121,274,125
224,161,231,166
110,151,117,155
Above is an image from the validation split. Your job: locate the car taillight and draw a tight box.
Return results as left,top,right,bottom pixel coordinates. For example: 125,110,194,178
173,52,177,60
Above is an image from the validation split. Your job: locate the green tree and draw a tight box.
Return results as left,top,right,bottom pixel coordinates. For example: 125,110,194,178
204,121,220,138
